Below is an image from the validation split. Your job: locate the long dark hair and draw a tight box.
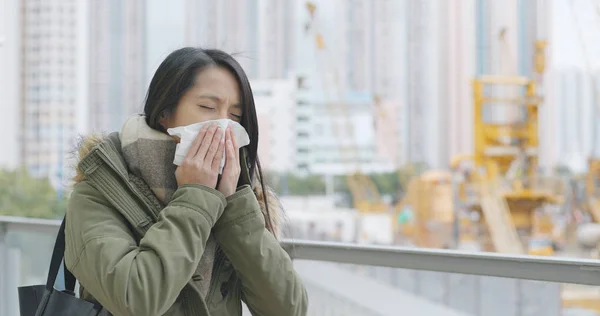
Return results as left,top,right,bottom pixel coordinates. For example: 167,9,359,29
143,47,274,233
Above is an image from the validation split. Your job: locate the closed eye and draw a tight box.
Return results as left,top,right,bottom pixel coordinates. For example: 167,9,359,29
230,113,241,119
199,105,215,110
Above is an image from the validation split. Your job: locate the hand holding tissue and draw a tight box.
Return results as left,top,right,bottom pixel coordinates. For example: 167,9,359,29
167,119,250,173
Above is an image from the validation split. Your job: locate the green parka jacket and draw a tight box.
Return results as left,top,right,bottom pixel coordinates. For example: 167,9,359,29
64,133,308,316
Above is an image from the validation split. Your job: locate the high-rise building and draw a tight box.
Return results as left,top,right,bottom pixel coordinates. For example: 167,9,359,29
372,0,408,100
552,68,600,170
399,0,549,169
185,0,259,77
336,0,374,94
310,92,395,175
289,71,395,175
89,0,146,133
20,0,89,186
0,0,22,169
302,0,476,169
294,72,313,173
147,0,294,80
251,78,297,173
294,0,409,170
403,0,476,168
327,0,406,98
145,0,186,85
404,0,442,167
256,0,295,79
442,0,477,164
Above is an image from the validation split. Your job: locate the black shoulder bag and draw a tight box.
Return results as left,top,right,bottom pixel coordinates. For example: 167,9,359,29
17,217,104,316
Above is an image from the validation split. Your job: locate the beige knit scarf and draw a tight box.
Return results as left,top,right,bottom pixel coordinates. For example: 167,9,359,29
119,116,216,299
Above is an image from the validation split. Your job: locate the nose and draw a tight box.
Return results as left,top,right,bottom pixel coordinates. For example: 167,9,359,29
217,108,229,120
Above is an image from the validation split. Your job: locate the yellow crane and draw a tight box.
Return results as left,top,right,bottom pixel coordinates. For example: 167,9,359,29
304,1,387,213
468,75,558,254
451,37,564,255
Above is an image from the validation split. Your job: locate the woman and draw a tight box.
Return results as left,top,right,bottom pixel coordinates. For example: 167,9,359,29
64,47,308,316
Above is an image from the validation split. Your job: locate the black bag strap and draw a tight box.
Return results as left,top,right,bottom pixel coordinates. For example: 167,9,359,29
45,217,76,292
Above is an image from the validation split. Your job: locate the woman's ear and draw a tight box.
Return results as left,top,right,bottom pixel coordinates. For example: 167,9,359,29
158,113,167,130
158,111,173,133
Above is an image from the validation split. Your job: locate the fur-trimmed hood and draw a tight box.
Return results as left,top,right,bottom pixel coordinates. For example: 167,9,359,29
72,134,283,238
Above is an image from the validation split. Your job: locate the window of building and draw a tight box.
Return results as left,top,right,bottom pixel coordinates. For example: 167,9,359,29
296,163,309,170
297,132,309,138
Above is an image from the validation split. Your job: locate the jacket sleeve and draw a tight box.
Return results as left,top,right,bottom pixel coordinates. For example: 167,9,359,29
213,185,308,316
64,181,226,316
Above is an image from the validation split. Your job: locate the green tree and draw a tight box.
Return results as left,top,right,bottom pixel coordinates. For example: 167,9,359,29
265,172,327,196
286,173,327,196
0,168,67,219
397,162,429,192
370,172,400,197
265,162,431,200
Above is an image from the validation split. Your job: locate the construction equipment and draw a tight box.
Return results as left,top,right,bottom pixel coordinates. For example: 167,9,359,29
392,171,455,247
561,2,600,313
304,1,387,213
585,159,600,222
451,72,564,255
479,179,525,253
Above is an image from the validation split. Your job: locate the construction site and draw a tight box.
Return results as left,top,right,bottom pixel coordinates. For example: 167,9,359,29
293,1,600,314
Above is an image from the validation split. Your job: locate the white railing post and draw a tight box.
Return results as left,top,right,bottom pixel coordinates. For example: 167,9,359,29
0,223,7,316
7,247,21,316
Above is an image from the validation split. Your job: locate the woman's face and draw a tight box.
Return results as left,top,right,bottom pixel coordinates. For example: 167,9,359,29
161,66,243,130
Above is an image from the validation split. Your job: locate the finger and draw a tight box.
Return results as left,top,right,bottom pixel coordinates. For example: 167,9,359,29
229,127,240,163
195,123,218,159
225,129,237,166
186,124,209,160
212,133,225,170
204,126,224,163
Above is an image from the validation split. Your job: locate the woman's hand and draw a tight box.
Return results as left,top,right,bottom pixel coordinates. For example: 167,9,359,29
218,127,241,197
175,123,225,188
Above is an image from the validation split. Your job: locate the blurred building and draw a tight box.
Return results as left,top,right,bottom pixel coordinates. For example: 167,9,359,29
0,0,21,169
403,0,476,169
307,91,395,175
294,73,313,172
89,0,146,133
303,0,476,169
256,0,295,79
251,78,297,173
442,0,477,166
182,0,294,80
18,0,89,187
323,0,407,99
184,0,259,77
552,68,600,169
145,0,186,84
294,0,409,170
399,0,551,169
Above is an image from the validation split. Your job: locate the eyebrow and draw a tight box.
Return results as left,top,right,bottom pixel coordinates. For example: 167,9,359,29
197,94,241,109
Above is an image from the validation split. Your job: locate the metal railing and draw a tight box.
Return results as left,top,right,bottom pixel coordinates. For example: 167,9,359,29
2,216,600,315
281,240,600,286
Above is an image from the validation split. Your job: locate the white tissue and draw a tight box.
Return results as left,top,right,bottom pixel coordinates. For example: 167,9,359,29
167,119,250,173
